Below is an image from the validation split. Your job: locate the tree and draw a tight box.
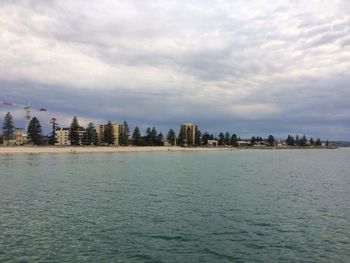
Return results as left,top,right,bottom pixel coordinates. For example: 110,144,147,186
120,121,130,146
326,140,329,147
315,138,322,146
167,129,176,146
309,137,315,145
201,132,210,145
178,128,185,146
157,132,164,146
218,132,225,146
250,136,256,146
49,118,59,145
27,117,42,145
230,134,238,147
267,135,275,146
103,121,115,145
195,129,202,146
132,126,142,146
85,122,98,145
2,112,15,144
224,132,230,146
69,117,81,146
295,135,299,146
299,135,307,147
286,135,295,146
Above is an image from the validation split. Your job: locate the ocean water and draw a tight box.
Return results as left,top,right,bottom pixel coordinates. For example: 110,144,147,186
0,149,349,263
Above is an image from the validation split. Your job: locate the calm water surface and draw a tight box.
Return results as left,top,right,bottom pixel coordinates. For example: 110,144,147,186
0,149,349,262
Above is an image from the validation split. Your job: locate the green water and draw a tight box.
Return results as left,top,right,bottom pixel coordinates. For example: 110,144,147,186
0,149,349,262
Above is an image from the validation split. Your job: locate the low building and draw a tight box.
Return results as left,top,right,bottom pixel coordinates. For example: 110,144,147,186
238,141,250,147
15,128,28,145
55,127,86,146
207,139,218,147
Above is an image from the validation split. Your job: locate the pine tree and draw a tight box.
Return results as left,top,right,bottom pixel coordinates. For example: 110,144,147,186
230,134,238,147
157,132,164,146
49,118,59,145
218,132,225,146
195,129,202,146
132,126,142,146
2,112,15,144
27,117,42,145
299,135,307,146
166,129,176,146
250,136,256,146
85,122,98,145
309,137,315,145
267,135,275,146
201,132,210,145
224,132,230,145
121,121,130,145
69,116,81,146
315,138,322,146
178,128,186,146
286,135,295,146
103,121,115,145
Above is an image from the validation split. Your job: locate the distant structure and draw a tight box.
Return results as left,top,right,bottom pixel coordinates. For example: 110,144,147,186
55,127,86,146
207,139,218,147
15,128,28,145
96,122,124,146
179,122,198,146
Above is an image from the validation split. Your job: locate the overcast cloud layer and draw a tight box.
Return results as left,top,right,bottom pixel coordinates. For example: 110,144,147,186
0,0,349,139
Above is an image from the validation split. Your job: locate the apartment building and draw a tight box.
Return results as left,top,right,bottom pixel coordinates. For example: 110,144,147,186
179,122,198,146
96,122,124,145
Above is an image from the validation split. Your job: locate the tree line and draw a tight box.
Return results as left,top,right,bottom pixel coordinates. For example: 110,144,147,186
1,112,328,147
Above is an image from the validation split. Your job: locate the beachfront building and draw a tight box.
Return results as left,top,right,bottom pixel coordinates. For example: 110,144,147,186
96,122,124,146
55,127,86,146
15,128,28,145
179,122,198,146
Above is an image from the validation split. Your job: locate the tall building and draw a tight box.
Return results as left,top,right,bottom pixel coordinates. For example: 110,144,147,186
96,122,124,145
179,122,198,146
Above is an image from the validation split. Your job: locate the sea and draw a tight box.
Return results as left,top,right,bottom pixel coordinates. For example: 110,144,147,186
0,149,349,263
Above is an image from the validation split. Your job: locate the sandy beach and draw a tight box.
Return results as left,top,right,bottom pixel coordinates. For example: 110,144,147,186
0,146,240,154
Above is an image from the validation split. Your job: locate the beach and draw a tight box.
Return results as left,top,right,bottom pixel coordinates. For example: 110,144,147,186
0,146,240,154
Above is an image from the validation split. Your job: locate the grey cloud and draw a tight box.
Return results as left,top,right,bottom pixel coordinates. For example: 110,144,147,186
0,1,350,140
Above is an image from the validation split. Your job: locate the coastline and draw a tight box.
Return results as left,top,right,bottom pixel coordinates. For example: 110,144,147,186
0,146,336,154
0,146,240,154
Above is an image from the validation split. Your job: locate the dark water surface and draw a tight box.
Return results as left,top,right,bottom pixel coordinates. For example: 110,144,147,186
0,149,349,262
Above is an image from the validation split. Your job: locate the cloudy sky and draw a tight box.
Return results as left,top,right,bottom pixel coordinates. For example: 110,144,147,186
0,0,349,140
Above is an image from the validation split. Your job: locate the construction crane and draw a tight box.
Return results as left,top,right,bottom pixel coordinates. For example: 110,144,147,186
1,99,47,132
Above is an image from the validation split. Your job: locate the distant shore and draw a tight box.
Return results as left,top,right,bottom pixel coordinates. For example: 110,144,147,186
0,146,337,154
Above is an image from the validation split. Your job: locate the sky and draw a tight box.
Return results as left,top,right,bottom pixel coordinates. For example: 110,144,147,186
0,0,349,140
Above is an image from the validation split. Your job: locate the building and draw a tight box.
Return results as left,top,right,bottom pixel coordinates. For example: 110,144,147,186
96,122,124,145
179,122,198,146
55,127,86,146
207,139,218,147
15,128,28,145
55,128,70,146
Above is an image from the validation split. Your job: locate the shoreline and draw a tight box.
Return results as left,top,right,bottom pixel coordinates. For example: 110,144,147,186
0,146,337,154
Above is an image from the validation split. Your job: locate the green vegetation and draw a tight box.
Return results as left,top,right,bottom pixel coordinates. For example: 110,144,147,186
103,121,115,145
27,117,42,145
167,129,176,146
2,112,15,144
49,118,59,145
69,116,81,146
